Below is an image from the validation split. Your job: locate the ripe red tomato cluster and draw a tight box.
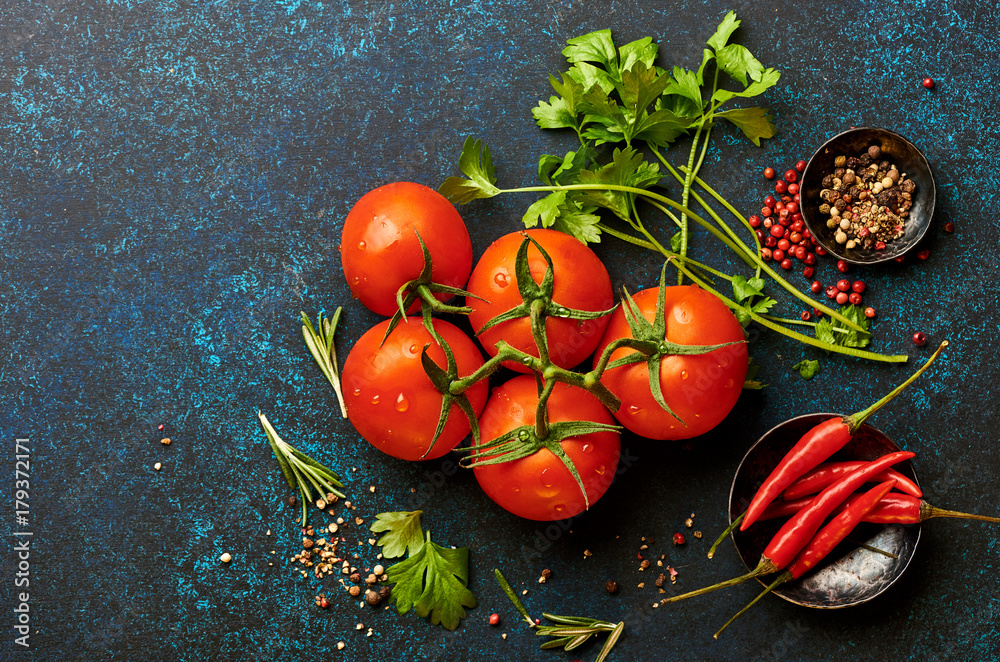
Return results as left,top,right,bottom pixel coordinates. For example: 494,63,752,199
337,182,749,520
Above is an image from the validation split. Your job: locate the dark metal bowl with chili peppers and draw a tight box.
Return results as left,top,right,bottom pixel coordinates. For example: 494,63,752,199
800,127,936,265
729,413,921,608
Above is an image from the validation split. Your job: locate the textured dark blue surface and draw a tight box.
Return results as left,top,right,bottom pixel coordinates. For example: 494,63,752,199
2,1,999,660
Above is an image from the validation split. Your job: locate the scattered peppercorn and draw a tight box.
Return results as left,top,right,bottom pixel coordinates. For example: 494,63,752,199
489,613,501,626
220,553,232,563
365,590,381,606
349,585,361,597
913,331,928,346
764,167,776,179
917,249,930,260
865,307,876,319
922,77,935,89
655,573,667,588
672,533,686,546
605,580,620,595
944,222,954,233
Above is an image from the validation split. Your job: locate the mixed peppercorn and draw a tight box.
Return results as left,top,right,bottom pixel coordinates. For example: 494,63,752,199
817,145,916,250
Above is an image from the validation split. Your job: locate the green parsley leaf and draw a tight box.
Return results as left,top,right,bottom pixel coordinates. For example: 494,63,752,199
706,10,741,52
715,107,777,147
664,66,704,108
711,68,781,103
714,43,766,86
533,73,587,131
669,231,682,253
386,532,477,631
617,36,658,72
538,144,597,186
731,275,766,303
792,359,821,380
743,357,766,389
577,146,662,221
563,29,618,69
370,510,425,559
439,137,501,204
815,304,871,348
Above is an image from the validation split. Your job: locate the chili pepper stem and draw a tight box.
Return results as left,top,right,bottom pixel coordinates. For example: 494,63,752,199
922,504,1000,524
713,572,791,639
661,559,777,604
846,341,948,433
708,512,744,559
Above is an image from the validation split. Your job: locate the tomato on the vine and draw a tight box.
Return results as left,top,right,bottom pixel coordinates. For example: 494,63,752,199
342,317,488,461
594,285,748,440
466,229,613,372
472,375,621,521
341,182,473,317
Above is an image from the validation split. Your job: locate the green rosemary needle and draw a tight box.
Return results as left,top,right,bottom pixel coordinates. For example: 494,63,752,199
494,569,625,661
258,412,345,525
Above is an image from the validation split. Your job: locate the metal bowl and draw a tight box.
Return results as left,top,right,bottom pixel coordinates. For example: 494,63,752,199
799,127,936,265
728,413,921,608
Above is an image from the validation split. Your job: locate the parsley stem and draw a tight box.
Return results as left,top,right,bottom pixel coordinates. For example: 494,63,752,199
671,262,909,363
677,124,704,284
498,183,866,334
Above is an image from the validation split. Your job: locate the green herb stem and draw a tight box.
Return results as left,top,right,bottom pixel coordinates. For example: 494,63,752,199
672,263,909,363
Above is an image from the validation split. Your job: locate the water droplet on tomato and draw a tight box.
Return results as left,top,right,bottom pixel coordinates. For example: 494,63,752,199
518,429,530,441
370,394,381,405
578,321,594,335
680,370,689,380
337,243,341,252
541,468,554,487
674,308,690,324
521,356,532,365
512,486,521,493
725,379,734,389
628,405,643,416
350,276,361,286
395,393,409,412
493,270,510,287
719,356,730,367
358,241,366,250
553,504,567,514
352,388,361,396
582,443,593,454
556,307,568,316
595,465,606,475
405,343,419,358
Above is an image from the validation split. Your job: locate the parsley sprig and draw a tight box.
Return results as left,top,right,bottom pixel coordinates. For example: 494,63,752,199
371,511,476,631
440,13,910,365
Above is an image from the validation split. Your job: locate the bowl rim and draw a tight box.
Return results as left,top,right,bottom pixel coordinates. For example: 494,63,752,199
800,126,936,265
728,411,922,609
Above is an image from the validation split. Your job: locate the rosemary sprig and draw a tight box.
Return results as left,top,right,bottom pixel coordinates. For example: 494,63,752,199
494,569,625,661
301,307,348,418
258,412,345,525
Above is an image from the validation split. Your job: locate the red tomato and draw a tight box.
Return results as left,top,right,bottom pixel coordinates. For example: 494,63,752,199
466,229,613,372
593,285,748,440
341,182,473,317
342,317,488,461
473,375,620,521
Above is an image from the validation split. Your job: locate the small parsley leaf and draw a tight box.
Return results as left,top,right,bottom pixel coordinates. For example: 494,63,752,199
370,510,425,559
792,359,821,380
714,43,765,86
706,10,741,52
815,304,871,349
533,73,586,131
715,107,778,146
386,532,477,631
439,137,501,204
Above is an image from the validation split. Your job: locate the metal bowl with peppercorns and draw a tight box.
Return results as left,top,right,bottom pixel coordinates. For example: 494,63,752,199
800,127,936,264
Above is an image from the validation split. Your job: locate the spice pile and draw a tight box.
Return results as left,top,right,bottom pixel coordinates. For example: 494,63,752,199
817,145,916,250
751,159,876,321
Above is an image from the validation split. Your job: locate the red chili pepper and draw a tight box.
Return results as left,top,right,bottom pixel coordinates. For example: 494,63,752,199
740,342,947,532
762,451,913,569
713,479,897,639
853,492,1000,525
783,461,922,501
668,452,912,603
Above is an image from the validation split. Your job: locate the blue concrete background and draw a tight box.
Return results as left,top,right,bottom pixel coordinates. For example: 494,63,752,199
1,0,998,660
